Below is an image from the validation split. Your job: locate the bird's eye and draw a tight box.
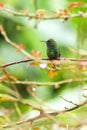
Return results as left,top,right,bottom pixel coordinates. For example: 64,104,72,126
48,40,51,43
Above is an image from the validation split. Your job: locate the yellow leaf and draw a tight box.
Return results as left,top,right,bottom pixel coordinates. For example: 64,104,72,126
48,62,55,68
0,94,17,102
32,126,41,130
9,75,17,81
47,70,58,78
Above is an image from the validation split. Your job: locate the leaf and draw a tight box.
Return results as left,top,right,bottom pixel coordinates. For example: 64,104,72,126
47,70,58,78
21,9,29,14
16,44,25,52
79,61,87,66
29,61,41,66
36,9,45,18
0,94,17,102
0,74,7,82
58,9,70,18
0,25,3,31
0,2,4,8
33,126,41,130
9,75,17,81
51,11,57,15
32,50,42,58
48,62,58,70
69,2,84,8
0,74,17,82
48,62,55,68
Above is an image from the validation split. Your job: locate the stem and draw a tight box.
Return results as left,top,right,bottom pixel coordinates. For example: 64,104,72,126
0,57,87,68
12,77,87,87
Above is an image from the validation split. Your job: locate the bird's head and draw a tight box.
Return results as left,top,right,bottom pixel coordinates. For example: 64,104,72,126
41,39,56,48
46,39,56,48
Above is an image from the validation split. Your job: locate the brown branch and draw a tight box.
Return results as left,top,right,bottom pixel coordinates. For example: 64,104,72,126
3,114,41,128
50,100,87,116
0,59,34,68
1,6,87,20
0,57,87,68
60,96,78,106
2,99,87,128
0,25,87,69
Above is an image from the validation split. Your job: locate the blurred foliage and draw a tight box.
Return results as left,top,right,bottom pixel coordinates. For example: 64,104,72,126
0,0,87,129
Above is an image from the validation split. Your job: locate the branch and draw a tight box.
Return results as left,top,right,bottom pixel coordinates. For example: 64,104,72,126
0,59,34,68
0,57,87,68
50,100,87,116
0,25,87,69
60,96,78,106
0,25,34,59
1,5,87,21
3,114,41,128
11,77,87,88
33,0,38,11
2,99,87,128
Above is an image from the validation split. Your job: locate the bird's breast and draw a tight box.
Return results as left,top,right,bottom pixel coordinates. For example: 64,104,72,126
47,48,58,60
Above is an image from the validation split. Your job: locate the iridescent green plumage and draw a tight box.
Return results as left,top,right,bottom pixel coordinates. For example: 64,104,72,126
45,39,60,60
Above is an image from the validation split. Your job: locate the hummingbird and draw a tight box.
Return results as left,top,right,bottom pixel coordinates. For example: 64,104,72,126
42,39,60,60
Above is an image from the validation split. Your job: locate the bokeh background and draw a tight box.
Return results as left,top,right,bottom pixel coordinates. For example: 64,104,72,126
0,0,87,129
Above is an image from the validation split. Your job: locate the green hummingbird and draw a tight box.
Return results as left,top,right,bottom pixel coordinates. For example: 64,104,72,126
42,39,60,60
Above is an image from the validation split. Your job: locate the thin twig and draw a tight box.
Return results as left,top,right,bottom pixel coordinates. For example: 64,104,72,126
33,0,38,11
11,77,87,87
2,69,22,99
0,25,34,59
60,96,78,106
0,57,87,68
0,59,33,68
3,114,41,128
50,100,87,116
1,6,87,20
2,99,87,128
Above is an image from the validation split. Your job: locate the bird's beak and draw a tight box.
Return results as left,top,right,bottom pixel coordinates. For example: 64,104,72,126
40,40,45,43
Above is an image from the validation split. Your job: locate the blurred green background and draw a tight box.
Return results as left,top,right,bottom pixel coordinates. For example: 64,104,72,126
0,0,87,129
